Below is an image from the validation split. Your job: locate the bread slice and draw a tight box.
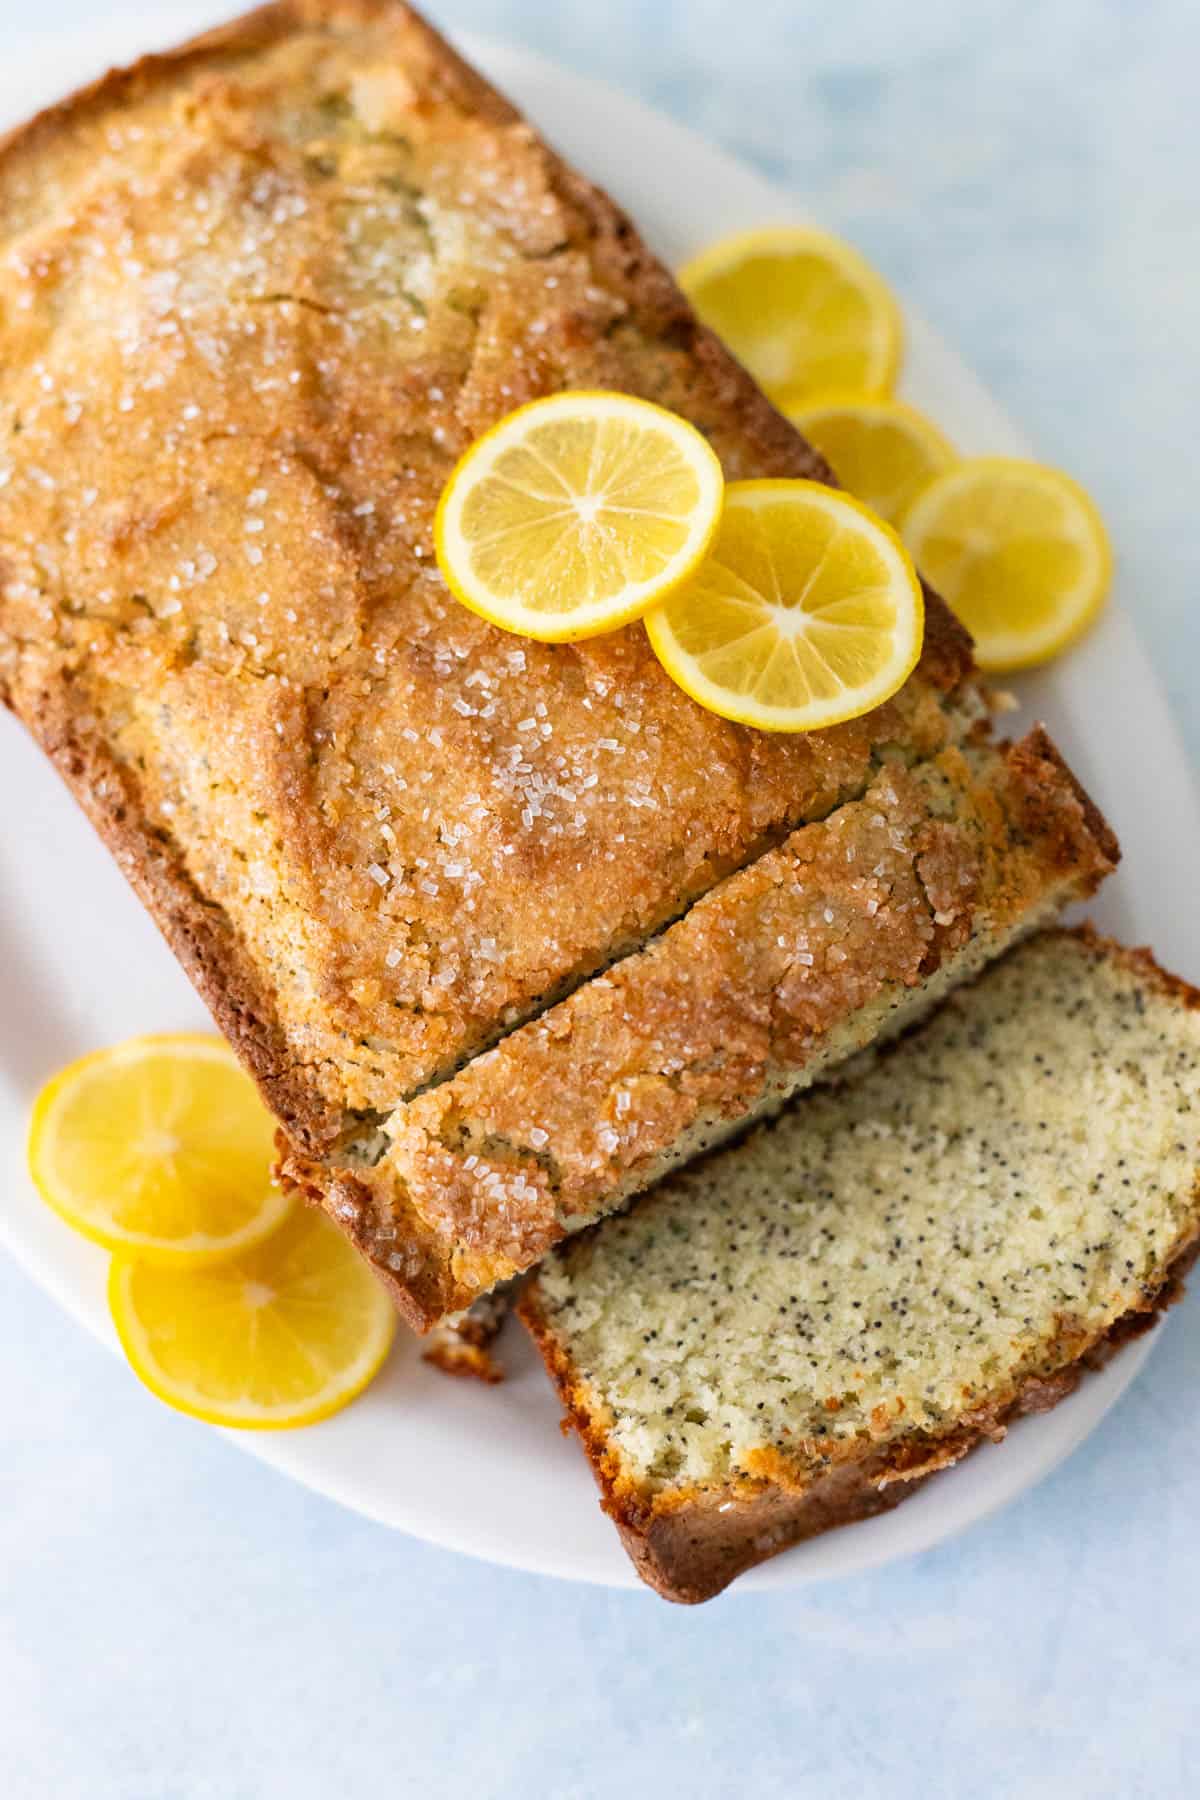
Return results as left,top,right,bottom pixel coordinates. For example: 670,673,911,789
0,0,977,1164
282,730,1117,1325
521,930,1200,1602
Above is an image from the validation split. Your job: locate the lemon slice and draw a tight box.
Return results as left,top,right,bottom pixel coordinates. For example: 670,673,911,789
679,226,902,408
645,479,924,732
791,393,956,525
434,390,725,641
28,1034,289,1265
900,456,1111,672
109,1206,396,1429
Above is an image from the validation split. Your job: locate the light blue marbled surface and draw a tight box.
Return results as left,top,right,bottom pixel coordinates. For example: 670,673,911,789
2,3,1198,1796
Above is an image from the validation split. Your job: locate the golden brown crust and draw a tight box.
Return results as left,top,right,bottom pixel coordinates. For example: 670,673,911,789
285,731,1117,1327
519,1026,1200,1603
0,0,975,1170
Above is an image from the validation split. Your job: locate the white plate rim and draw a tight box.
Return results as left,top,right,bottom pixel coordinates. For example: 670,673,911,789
0,8,1196,1596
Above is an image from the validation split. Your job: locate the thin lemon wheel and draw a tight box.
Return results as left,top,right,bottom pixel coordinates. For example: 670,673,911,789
28,1035,290,1265
900,456,1111,672
792,393,956,525
645,479,924,732
679,226,902,408
108,1206,396,1429
434,390,725,641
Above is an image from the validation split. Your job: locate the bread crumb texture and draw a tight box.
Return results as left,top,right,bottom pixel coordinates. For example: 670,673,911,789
0,0,974,1155
530,932,1200,1497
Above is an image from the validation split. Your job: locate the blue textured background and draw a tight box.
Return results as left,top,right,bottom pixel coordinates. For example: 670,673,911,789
4,3,1198,1795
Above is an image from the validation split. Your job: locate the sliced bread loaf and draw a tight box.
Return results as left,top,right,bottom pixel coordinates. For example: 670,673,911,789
521,930,1200,1601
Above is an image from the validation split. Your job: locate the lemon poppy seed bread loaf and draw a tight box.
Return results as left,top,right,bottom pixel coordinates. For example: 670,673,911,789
0,1,1115,1326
